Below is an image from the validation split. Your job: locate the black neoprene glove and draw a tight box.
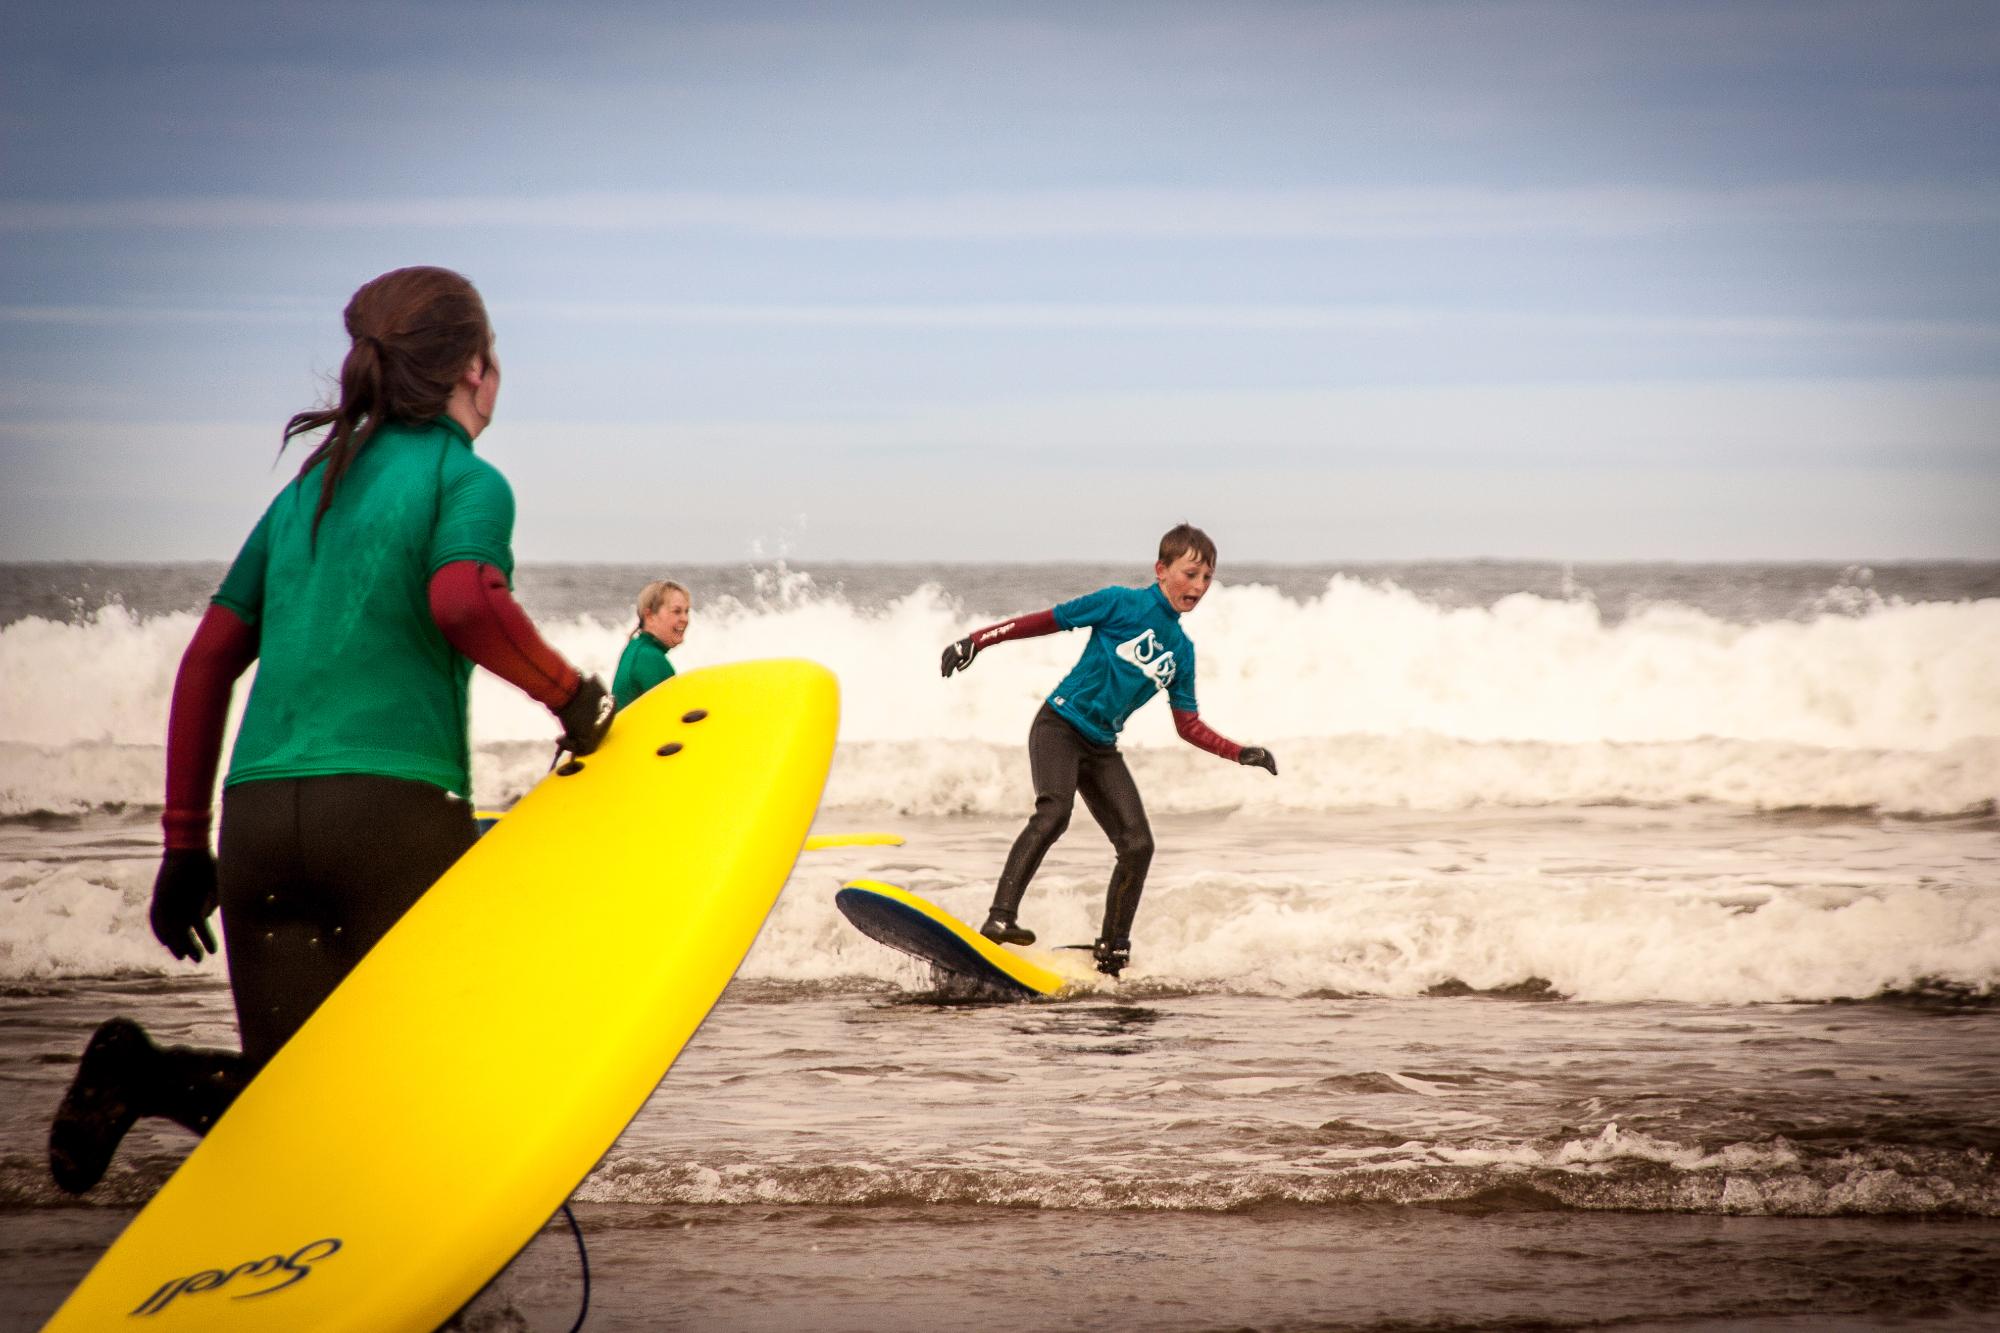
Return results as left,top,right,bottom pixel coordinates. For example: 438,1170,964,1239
1239,746,1278,776
556,675,614,756
150,847,220,961
940,637,977,677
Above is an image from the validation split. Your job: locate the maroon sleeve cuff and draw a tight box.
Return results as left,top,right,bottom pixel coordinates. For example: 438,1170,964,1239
428,561,581,711
163,604,259,850
1173,709,1243,762
970,608,1060,651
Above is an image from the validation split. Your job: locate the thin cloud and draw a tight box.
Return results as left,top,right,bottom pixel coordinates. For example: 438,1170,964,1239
506,301,2000,344
0,304,317,325
6,299,1995,346
5,184,1998,238
8,379,1995,561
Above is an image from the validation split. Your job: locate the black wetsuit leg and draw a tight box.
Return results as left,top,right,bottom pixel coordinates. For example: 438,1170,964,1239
991,703,1153,942
50,774,475,1193
1075,745,1153,946
218,774,478,1067
990,704,1090,918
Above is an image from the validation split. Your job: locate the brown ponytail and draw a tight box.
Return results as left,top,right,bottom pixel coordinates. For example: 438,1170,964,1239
283,266,494,541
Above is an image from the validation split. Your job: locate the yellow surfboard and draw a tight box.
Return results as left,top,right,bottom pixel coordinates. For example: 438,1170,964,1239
46,659,839,1331
478,814,898,853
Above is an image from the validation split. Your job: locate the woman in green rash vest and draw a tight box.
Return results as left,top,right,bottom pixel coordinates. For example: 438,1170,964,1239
612,579,692,711
48,265,616,1195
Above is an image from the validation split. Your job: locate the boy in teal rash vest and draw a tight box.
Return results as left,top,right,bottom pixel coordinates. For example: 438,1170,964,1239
939,524,1278,976
612,578,691,711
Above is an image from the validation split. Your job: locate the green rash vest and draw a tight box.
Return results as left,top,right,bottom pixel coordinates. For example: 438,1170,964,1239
213,416,514,797
611,631,675,711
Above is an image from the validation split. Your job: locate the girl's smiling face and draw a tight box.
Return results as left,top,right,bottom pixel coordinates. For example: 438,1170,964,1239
643,588,691,648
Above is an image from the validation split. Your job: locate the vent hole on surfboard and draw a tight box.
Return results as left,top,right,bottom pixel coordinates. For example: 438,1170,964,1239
656,742,684,757
556,760,585,776
681,709,708,724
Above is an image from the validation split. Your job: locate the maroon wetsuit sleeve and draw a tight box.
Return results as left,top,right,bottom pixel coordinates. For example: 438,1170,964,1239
969,609,1060,651
427,561,581,710
1173,709,1244,763
163,604,260,851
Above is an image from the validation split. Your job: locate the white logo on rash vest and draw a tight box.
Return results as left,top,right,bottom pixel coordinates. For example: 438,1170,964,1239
1115,629,1177,691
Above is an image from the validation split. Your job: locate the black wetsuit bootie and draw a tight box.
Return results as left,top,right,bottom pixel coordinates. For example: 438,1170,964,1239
1091,938,1131,978
49,1017,159,1195
980,910,1036,946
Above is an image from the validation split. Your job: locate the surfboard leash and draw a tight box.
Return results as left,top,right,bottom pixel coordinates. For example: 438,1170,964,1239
548,750,587,1330
560,1202,591,1332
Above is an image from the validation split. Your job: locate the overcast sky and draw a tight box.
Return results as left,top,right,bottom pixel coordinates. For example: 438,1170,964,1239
2,0,1996,562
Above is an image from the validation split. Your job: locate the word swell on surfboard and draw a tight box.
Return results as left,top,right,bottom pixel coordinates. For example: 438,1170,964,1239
131,1237,342,1316
478,810,900,854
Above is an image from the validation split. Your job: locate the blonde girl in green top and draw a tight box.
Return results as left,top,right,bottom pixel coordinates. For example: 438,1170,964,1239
611,579,692,711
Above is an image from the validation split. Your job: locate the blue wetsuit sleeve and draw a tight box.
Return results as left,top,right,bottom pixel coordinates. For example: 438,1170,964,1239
1052,585,1122,631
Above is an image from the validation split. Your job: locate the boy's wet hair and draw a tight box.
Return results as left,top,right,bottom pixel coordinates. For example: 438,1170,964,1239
1158,523,1217,568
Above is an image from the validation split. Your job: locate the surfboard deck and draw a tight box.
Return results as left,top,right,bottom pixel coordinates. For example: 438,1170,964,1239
46,659,839,1332
477,812,896,853
835,880,1064,998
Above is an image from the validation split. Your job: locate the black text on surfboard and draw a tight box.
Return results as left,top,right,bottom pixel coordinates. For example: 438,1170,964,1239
130,1237,342,1316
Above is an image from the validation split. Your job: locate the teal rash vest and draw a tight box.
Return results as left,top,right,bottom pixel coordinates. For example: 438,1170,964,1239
1045,583,1199,746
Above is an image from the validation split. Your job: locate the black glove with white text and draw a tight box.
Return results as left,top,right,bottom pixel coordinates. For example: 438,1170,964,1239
940,637,977,678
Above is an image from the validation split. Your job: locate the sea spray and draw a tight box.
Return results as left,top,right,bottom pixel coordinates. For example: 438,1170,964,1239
3,577,1996,817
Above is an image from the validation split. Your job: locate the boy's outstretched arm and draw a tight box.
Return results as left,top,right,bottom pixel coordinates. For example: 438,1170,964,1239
1173,709,1279,775
940,609,1060,677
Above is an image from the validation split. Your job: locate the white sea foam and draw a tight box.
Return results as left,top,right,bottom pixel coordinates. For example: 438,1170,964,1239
7,828,1994,1000
733,849,2000,1005
5,733,1994,822
813,736,2000,817
0,857,205,980
3,581,1996,816
563,1131,2000,1216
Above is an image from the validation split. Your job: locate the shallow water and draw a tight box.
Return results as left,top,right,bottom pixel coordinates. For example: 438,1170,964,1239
10,1203,2000,1332
4,806,1998,1329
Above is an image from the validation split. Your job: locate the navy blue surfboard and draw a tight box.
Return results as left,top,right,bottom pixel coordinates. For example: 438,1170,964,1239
835,880,1062,998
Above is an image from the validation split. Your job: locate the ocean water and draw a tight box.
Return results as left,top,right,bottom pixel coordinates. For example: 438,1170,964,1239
1,560,1997,1330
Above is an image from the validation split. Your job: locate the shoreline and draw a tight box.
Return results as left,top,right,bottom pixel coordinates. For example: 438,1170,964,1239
11,1203,2000,1331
